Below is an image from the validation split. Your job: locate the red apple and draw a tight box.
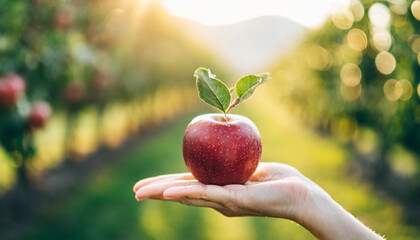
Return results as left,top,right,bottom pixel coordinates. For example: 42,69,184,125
27,102,52,130
183,113,262,185
7,74,25,93
55,6,75,30
0,74,25,108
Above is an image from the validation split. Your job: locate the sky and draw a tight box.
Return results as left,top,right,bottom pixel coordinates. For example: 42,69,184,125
159,0,350,28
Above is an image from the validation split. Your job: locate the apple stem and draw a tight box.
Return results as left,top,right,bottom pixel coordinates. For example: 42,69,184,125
223,112,228,123
226,98,241,114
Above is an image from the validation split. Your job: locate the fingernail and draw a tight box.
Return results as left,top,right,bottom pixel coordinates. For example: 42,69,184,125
135,191,145,201
136,196,146,201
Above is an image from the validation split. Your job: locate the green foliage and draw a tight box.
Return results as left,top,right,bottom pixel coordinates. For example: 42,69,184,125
194,68,268,116
195,68,231,113
270,1,420,180
0,0,228,184
18,105,420,239
235,74,269,101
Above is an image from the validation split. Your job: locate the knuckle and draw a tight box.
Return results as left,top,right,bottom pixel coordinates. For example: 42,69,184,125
223,198,242,214
180,198,193,206
199,185,209,200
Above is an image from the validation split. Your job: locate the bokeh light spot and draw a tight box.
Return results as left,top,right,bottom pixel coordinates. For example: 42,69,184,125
384,79,403,101
399,79,413,101
347,29,367,51
417,83,420,97
304,45,333,71
411,0,420,21
340,63,362,87
375,51,396,75
417,52,420,66
372,30,392,51
369,3,390,27
340,83,362,101
332,10,354,30
408,34,420,53
350,0,364,22
390,0,408,15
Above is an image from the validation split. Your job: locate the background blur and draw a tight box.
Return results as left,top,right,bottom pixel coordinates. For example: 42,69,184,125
1,0,420,239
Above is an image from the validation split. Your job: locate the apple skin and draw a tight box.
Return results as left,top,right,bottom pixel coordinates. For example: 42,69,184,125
0,74,25,108
27,102,52,130
183,113,262,185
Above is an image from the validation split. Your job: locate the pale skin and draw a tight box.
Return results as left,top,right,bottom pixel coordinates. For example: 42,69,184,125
133,162,384,240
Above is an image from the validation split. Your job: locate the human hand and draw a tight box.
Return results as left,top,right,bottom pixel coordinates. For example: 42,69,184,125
133,162,319,220
133,162,383,240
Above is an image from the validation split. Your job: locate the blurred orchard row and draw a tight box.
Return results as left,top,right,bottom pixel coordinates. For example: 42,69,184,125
0,0,226,192
272,0,420,194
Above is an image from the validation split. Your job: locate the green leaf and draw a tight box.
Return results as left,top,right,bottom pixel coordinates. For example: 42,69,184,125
194,68,231,113
235,74,269,101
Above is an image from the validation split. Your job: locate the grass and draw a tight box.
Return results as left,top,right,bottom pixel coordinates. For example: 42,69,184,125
20,88,420,240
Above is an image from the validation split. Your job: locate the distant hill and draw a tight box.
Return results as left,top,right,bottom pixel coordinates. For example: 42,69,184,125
173,15,307,75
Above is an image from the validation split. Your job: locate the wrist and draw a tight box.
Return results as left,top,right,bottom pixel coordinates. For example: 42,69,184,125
296,186,383,240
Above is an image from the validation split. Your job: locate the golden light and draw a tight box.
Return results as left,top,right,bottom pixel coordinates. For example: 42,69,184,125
332,10,354,30
372,30,392,51
411,0,420,21
418,52,420,66
304,45,333,71
160,0,352,28
347,28,367,51
340,83,362,101
418,83,420,97
399,79,413,101
340,63,362,87
408,34,420,53
375,51,396,75
340,44,363,64
368,3,390,27
349,0,364,22
389,0,408,15
384,79,403,101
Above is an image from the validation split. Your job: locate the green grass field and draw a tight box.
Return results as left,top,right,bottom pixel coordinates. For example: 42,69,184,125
21,89,420,240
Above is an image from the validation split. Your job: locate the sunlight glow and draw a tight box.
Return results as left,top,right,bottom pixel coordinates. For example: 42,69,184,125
159,0,350,28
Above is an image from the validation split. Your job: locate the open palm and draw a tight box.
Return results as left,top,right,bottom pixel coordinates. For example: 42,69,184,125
133,162,317,220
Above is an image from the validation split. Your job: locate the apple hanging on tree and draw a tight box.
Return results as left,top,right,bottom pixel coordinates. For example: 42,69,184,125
183,68,269,185
27,101,52,130
0,74,25,108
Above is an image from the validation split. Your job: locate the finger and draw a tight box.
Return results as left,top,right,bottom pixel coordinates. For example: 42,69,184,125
178,198,226,210
135,180,201,200
133,173,194,192
163,185,232,205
